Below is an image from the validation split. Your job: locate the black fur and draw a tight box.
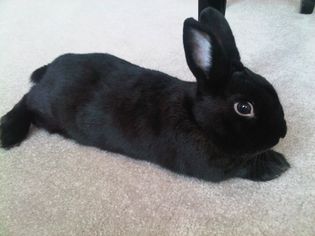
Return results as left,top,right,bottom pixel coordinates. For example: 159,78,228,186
0,8,289,182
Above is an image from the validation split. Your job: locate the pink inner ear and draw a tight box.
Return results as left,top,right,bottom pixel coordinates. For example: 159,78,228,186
191,29,212,72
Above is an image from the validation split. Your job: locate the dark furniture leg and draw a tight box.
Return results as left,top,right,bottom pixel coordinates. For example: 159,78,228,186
300,0,315,14
198,0,227,19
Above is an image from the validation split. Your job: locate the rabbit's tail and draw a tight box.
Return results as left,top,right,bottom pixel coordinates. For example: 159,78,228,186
31,65,48,83
0,95,32,149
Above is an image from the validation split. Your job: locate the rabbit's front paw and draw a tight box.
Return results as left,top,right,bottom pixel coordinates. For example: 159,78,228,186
241,150,290,181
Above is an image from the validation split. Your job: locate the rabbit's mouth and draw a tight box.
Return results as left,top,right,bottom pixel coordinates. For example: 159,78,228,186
241,139,281,157
239,136,283,157
266,123,287,148
268,136,281,147
253,136,283,155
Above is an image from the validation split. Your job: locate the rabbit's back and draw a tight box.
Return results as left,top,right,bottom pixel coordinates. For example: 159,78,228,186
26,53,200,166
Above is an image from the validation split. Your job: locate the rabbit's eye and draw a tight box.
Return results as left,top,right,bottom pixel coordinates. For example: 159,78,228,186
234,102,254,118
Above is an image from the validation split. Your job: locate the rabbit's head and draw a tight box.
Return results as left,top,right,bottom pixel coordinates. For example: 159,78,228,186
183,8,286,155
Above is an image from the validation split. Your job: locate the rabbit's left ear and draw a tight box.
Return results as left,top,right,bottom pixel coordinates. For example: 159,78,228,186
183,7,242,92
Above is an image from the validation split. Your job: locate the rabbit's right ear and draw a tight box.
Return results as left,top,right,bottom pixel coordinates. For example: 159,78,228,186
183,7,242,93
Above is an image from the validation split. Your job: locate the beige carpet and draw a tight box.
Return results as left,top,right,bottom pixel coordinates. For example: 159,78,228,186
0,0,314,235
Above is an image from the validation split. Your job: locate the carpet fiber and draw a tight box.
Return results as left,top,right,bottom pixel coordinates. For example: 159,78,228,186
0,0,314,235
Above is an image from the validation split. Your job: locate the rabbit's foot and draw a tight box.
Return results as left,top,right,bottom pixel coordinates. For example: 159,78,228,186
238,150,290,181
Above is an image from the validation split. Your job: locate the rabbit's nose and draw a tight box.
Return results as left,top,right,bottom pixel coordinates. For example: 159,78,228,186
279,120,287,138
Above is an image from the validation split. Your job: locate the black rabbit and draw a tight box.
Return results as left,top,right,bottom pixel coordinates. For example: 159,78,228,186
0,8,289,182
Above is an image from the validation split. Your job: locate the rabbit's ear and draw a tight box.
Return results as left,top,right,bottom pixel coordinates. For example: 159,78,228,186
183,7,242,92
